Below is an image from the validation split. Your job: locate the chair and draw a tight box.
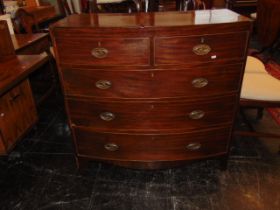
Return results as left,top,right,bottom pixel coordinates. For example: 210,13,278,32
177,0,207,11
56,0,77,16
82,0,141,13
236,56,280,142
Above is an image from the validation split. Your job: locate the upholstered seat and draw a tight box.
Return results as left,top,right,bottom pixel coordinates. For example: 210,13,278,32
237,55,280,141
241,73,280,101
245,56,267,74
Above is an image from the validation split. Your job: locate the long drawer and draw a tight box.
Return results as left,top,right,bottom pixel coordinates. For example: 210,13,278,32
55,37,150,66
67,95,237,132
61,63,243,98
155,32,248,65
74,126,230,161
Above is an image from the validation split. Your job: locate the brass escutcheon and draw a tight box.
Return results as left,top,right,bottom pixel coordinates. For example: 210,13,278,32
189,110,205,120
186,142,201,151
192,78,208,88
192,44,211,55
95,80,112,89
91,47,108,58
104,143,119,152
100,112,115,121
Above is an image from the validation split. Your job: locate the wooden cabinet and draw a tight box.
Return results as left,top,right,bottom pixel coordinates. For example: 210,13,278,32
0,21,47,155
51,9,252,169
0,79,37,155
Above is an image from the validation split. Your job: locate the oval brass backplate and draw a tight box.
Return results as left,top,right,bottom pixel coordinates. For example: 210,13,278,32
189,110,205,120
100,112,115,121
104,143,119,152
95,80,112,90
186,142,201,151
192,44,211,55
91,47,108,58
192,78,208,88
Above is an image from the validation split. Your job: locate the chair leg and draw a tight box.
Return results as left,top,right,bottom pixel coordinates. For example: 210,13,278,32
240,108,255,131
256,107,264,120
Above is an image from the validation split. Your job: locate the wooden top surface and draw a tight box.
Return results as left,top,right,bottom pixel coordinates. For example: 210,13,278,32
0,54,48,96
51,9,251,29
21,5,55,13
11,33,48,52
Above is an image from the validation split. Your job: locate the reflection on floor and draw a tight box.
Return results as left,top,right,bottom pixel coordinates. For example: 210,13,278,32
0,88,279,210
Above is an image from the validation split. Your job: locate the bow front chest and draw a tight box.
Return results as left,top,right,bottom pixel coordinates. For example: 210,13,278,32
51,9,252,169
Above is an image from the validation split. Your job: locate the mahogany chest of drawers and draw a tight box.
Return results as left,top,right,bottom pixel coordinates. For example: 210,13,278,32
50,9,252,169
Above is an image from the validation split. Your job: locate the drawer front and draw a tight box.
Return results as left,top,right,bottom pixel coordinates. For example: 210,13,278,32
16,36,50,55
67,95,237,132
62,63,243,98
155,32,248,65
56,37,150,66
74,127,230,161
0,80,37,151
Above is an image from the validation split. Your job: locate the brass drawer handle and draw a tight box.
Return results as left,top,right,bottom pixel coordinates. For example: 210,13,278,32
186,142,201,151
104,143,119,152
193,44,211,55
100,112,115,121
189,110,205,120
91,47,108,59
192,78,208,88
95,80,112,90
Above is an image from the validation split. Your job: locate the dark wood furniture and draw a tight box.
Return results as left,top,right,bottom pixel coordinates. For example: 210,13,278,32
176,0,213,10
12,33,50,54
226,0,257,16
256,0,280,48
11,33,57,106
50,9,252,170
0,21,48,155
0,0,4,14
14,5,56,33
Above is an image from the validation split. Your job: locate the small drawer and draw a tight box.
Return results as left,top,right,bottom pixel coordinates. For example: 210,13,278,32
155,32,248,65
67,95,237,133
62,63,243,98
56,37,150,66
15,36,50,55
74,127,230,161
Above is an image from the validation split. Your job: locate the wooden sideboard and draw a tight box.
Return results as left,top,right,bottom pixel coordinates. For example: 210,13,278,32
12,33,50,55
11,33,57,106
51,9,252,170
0,21,48,155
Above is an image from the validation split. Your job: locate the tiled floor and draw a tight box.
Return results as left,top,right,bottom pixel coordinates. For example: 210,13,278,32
0,86,280,210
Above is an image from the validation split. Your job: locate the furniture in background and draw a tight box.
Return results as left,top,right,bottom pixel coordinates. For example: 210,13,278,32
255,0,280,54
51,9,252,170
81,0,142,13
176,0,213,11
0,14,14,34
0,0,5,14
13,4,56,33
235,56,280,151
225,0,257,16
25,0,40,6
12,33,57,106
0,20,48,155
56,0,76,16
